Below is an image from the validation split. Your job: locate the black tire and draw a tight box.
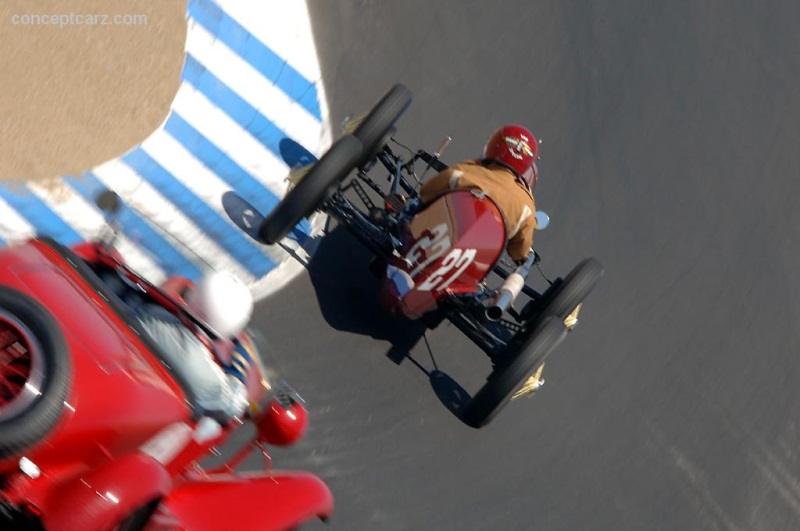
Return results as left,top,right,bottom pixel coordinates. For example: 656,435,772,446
352,84,412,166
258,135,363,245
116,499,161,531
1,500,45,530
0,287,71,458
463,317,567,429
542,258,605,320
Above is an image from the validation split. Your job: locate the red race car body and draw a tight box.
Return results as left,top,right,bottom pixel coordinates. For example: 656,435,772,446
0,237,332,530
382,190,507,319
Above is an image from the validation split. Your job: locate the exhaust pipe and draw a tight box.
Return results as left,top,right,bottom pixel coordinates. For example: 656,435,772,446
486,252,537,321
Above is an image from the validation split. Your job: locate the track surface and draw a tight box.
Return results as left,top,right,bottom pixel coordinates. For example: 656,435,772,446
254,2,800,530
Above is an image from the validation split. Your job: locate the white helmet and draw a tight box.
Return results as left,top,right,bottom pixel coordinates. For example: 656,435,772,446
186,270,253,338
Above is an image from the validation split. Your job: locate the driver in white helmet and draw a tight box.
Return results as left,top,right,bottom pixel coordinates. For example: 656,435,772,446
130,270,254,422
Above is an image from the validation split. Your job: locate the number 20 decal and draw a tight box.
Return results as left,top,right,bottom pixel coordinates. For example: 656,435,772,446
417,248,477,292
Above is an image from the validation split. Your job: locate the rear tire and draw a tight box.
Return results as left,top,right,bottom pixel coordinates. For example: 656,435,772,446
463,317,566,429
352,84,412,167
0,287,70,458
542,258,604,320
258,135,363,245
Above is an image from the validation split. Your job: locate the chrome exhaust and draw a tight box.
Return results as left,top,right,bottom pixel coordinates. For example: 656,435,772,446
485,252,537,321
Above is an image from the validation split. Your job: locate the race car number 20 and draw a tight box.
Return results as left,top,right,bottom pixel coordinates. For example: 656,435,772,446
406,223,476,292
417,248,477,292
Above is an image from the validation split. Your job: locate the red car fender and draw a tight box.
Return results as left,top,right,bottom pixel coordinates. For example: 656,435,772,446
38,453,171,531
154,471,333,531
70,241,125,264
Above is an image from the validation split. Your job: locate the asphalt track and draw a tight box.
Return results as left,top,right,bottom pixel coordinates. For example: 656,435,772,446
247,2,800,530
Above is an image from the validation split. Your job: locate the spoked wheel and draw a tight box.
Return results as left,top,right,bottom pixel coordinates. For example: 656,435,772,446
352,84,412,168
0,287,70,458
258,135,363,245
463,317,567,429
0,314,43,419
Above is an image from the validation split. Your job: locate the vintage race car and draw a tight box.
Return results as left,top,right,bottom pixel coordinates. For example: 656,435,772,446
233,84,605,429
0,193,333,530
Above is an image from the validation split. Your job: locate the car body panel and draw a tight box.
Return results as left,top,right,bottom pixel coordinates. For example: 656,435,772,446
0,240,190,473
0,238,333,528
149,471,334,531
387,190,506,318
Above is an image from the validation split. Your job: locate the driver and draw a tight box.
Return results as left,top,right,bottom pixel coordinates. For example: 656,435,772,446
129,270,254,422
419,124,539,264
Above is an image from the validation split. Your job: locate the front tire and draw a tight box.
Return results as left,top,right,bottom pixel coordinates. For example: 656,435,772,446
463,317,567,429
0,287,71,458
352,84,412,167
259,135,363,245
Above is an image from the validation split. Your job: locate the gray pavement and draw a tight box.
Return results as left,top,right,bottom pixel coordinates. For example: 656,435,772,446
251,2,800,529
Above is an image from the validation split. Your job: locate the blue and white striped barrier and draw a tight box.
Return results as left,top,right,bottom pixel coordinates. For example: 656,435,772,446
0,0,331,298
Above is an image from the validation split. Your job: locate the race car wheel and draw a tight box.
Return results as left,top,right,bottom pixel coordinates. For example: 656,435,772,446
463,317,566,429
540,258,604,322
352,84,412,167
258,135,363,245
521,257,604,327
0,287,70,458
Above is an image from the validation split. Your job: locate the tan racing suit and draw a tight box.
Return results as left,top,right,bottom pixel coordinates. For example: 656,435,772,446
419,160,536,262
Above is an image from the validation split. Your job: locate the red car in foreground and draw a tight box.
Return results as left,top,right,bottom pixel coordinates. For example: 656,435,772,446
0,214,332,530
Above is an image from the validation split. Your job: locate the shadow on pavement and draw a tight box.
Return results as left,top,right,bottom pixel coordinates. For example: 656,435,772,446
221,191,263,242
307,225,474,421
221,191,316,268
307,225,426,356
278,138,318,168
429,369,471,418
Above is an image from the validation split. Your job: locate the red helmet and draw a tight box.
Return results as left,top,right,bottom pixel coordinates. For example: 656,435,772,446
483,125,539,189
